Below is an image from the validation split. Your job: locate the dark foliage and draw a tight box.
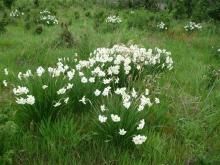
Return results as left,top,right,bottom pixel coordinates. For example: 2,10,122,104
35,25,43,34
3,0,16,9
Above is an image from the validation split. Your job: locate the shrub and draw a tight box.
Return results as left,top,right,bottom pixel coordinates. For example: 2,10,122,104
192,0,209,21
208,1,220,21
117,0,159,11
3,0,16,9
0,2,5,11
168,0,195,19
168,0,220,21
33,0,39,7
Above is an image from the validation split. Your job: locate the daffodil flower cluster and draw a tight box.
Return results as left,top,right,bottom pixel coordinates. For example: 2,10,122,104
106,15,122,24
96,86,159,145
10,9,24,17
3,44,173,146
16,95,35,105
39,9,58,25
4,59,76,122
184,21,202,32
12,85,35,105
157,21,168,30
76,44,173,83
74,44,172,145
132,135,147,145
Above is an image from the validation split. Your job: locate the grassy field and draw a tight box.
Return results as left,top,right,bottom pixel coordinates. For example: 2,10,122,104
1,2,220,165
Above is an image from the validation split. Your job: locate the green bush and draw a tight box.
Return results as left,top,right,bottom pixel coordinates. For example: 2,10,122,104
117,0,159,11
168,0,220,21
208,1,220,21
3,0,16,9
192,0,209,21
168,0,193,19
33,0,39,7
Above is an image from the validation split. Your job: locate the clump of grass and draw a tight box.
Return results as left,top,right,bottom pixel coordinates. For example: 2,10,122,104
77,32,95,57
34,24,43,34
85,10,92,18
74,11,80,20
12,116,88,164
93,10,106,31
126,10,151,30
53,23,75,48
204,65,220,89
